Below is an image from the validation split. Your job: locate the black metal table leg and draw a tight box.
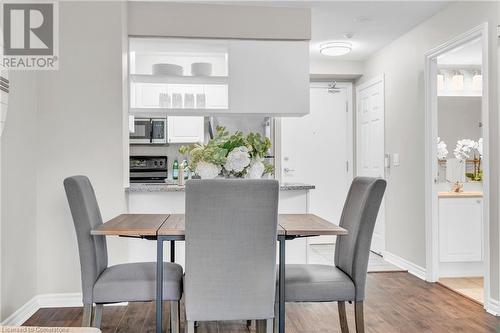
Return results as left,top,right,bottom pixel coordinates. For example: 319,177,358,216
170,240,175,262
156,236,164,333
278,235,286,333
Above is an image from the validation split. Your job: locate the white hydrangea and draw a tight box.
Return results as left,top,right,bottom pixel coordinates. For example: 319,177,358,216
195,161,221,179
224,146,250,173
454,139,476,162
246,158,265,179
437,137,448,160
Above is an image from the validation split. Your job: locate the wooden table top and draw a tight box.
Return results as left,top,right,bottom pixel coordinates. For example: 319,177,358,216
92,213,347,238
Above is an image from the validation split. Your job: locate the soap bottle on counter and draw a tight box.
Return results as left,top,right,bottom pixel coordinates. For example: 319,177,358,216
172,159,179,180
178,161,185,186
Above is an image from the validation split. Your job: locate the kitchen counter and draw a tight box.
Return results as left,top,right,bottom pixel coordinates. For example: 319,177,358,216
126,182,315,192
438,191,483,198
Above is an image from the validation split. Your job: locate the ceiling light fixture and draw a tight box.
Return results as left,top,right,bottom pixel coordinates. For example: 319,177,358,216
320,42,352,57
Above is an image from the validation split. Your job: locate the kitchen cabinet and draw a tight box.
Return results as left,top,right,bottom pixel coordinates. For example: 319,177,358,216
439,197,483,263
129,37,309,116
167,116,204,143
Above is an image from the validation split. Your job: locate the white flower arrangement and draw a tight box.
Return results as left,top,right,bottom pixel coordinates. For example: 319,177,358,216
179,127,274,179
224,146,251,173
437,137,448,160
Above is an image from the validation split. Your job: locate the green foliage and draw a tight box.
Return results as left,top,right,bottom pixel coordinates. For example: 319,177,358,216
246,132,272,159
179,126,274,176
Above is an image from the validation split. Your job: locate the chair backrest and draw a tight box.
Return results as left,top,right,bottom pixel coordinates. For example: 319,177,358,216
334,177,387,301
64,176,108,305
185,179,279,321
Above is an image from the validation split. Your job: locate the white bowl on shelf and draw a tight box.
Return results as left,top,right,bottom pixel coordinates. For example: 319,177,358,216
152,63,183,76
191,62,212,76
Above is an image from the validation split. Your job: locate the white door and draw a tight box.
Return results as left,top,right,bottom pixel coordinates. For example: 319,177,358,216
281,82,353,244
356,75,386,254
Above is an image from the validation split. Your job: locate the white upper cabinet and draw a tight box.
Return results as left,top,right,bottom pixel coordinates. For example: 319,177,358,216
168,116,204,144
129,37,309,117
228,40,310,116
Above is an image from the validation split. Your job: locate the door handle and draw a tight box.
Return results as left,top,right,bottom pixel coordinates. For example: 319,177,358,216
284,168,295,173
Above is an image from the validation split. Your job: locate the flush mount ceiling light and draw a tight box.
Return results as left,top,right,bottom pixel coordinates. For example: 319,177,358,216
320,42,352,57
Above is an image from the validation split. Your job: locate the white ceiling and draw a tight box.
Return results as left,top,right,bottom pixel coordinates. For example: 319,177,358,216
209,1,452,61
438,37,482,66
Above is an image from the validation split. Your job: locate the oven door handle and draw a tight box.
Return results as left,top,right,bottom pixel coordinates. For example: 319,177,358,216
149,119,153,144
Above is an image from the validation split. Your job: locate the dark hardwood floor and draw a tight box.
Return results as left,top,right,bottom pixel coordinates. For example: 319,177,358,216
23,272,499,332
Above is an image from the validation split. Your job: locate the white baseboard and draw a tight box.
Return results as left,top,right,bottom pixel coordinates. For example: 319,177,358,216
1,293,83,326
1,296,40,327
383,251,426,280
1,293,130,327
485,298,499,316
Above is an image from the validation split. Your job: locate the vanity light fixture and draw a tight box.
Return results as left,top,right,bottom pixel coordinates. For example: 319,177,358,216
451,71,464,91
472,70,482,91
320,42,352,57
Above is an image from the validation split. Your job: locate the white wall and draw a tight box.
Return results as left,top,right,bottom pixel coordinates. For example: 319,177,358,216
359,1,499,300
34,1,129,295
0,72,38,320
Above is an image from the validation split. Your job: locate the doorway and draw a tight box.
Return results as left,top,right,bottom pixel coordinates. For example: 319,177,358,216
281,81,353,253
424,23,490,308
356,75,386,255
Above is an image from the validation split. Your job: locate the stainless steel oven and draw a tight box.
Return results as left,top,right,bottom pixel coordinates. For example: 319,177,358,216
130,118,167,144
130,156,168,183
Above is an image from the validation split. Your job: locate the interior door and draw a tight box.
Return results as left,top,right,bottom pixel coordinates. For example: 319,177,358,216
281,82,352,244
356,75,386,255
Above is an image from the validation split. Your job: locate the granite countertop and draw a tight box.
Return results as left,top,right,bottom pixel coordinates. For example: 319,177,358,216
438,191,483,198
126,182,315,192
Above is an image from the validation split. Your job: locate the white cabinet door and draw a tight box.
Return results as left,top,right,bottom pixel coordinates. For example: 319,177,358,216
167,116,204,143
228,40,309,116
439,197,483,262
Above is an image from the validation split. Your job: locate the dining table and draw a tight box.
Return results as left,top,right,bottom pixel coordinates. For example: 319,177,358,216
92,213,348,333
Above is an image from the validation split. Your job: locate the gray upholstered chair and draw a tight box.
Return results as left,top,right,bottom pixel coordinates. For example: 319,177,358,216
284,177,386,333
184,179,279,333
64,176,183,332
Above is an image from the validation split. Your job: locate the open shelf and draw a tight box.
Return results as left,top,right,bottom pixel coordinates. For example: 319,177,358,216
131,74,228,85
130,108,230,117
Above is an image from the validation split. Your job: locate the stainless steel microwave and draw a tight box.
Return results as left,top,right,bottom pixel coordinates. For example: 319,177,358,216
130,118,167,144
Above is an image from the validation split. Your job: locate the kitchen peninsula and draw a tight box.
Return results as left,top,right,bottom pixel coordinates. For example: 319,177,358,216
125,182,316,267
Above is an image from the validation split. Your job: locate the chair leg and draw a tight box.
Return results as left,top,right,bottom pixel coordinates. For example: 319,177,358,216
170,301,180,333
354,301,365,333
92,304,103,328
82,303,93,327
338,301,349,333
186,320,195,333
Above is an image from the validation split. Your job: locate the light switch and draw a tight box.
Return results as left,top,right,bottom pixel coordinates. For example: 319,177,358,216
392,153,400,167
